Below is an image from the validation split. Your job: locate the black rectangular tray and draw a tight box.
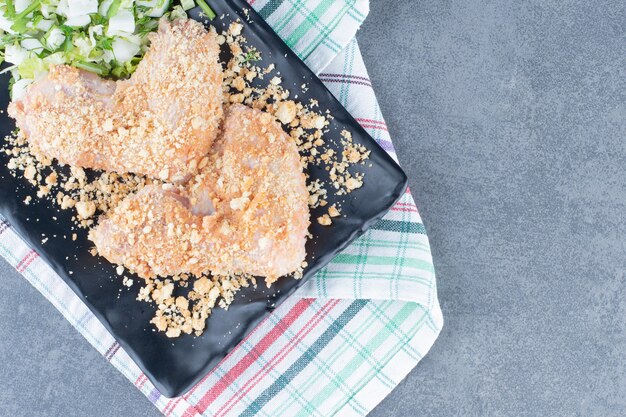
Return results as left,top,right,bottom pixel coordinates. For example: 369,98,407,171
0,1,407,398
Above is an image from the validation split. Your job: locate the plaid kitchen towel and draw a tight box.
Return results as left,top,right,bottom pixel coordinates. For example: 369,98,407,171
0,1,443,416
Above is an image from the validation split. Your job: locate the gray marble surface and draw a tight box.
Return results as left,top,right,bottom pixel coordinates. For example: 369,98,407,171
2,1,626,416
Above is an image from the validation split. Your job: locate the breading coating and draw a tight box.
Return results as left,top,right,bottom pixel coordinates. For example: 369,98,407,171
90,105,310,284
8,18,223,182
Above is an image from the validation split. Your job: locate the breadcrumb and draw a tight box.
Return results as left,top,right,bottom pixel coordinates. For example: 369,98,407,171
317,214,332,226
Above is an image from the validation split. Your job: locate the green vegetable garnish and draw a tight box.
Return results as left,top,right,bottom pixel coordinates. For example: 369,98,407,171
0,34,22,48
195,0,216,20
0,0,217,99
242,49,260,64
97,37,114,51
59,25,75,37
5,0,16,18
136,16,159,36
106,0,123,19
11,0,43,33
74,61,109,75
180,0,195,11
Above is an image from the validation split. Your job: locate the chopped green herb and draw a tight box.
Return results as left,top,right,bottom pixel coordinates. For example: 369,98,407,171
242,49,261,64
59,25,75,37
91,15,108,26
136,16,159,36
0,34,23,48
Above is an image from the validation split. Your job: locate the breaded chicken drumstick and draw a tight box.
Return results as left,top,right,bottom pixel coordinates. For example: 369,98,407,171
90,105,310,284
9,18,223,182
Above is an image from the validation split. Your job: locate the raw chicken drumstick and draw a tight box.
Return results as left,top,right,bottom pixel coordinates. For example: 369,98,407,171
90,105,310,284
8,18,224,182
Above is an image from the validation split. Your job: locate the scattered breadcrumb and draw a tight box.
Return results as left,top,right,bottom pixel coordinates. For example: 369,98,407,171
219,21,369,199
143,273,256,337
328,204,341,218
317,214,332,226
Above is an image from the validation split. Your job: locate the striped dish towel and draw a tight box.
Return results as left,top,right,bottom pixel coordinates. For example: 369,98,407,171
0,1,443,416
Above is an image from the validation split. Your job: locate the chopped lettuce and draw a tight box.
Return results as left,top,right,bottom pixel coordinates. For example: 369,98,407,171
137,0,171,18
44,26,66,49
179,0,193,11
0,0,210,99
107,9,135,35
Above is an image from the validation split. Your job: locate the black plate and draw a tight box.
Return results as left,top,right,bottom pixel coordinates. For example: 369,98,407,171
0,1,407,397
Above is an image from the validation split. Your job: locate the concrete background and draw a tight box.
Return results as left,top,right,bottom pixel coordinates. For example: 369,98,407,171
2,0,626,415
